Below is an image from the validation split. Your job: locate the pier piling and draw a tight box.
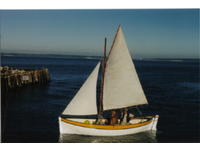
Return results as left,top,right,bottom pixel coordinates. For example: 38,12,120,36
1,66,50,92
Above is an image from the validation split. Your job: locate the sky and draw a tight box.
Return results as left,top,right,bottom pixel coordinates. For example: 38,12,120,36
0,9,199,58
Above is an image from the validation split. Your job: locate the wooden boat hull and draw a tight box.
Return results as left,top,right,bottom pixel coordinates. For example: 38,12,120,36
58,115,159,136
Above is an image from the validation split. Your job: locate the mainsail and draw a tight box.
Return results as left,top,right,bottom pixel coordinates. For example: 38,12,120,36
62,62,100,115
103,26,148,111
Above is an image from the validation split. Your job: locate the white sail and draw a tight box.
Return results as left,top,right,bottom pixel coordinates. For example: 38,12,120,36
62,62,100,115
103,26,148,111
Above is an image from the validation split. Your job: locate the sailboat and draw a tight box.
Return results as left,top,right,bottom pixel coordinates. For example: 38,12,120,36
58,25,159,136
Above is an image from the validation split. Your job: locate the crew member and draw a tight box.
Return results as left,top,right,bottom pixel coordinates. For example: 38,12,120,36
120,108,129,125
109,110,118,125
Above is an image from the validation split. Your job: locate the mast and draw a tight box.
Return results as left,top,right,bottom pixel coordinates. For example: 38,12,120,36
98,26,120,116
98,37,107,118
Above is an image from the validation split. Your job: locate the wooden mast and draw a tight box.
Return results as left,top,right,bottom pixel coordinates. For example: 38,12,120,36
98,38,107,118
98,25,121,118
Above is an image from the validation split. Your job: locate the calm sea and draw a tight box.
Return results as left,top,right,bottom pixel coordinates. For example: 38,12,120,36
1,54,200,143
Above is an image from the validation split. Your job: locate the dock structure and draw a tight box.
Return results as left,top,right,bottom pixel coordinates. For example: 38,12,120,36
1,66,50,91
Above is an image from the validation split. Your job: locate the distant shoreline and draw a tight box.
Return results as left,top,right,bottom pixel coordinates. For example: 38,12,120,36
1,52,199,61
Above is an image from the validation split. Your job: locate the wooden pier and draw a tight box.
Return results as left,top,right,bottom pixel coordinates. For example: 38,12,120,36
1,66,50,92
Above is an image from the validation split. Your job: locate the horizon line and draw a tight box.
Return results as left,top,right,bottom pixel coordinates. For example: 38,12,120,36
1,52,199,59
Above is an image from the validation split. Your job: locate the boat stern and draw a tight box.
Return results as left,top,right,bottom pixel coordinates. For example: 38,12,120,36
58,117,64,142
151,115,159,131
58,117,63,133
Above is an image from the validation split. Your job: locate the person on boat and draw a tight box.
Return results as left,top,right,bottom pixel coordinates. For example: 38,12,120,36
109,110,118,125
96,115,104,125
128,113,135,123
120,108,129,125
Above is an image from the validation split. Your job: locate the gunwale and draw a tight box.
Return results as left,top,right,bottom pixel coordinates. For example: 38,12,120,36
60,117,153,130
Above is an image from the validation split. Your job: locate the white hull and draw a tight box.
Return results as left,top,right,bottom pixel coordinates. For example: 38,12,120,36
59,115,159,137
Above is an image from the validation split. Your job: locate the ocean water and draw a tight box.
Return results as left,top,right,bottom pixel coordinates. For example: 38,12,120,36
1,54,200,143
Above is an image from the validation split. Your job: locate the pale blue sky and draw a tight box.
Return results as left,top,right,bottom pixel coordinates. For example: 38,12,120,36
0,9,199,58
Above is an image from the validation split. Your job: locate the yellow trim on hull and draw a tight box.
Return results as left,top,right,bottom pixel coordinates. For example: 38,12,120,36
61,117,153,130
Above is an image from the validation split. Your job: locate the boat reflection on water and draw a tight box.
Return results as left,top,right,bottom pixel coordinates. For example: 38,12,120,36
59,131,157,143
